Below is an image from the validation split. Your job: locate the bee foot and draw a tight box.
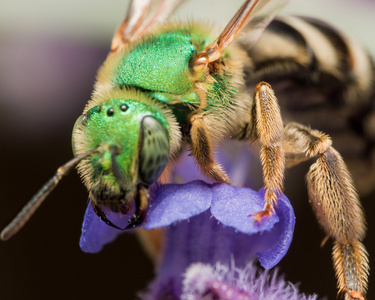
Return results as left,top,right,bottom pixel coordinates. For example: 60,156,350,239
249,205,275,223
349,291,364,300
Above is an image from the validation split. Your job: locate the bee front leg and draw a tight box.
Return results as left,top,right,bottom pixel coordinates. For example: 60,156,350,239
284,122,369,300
126,185,149,229
249,82,285,222
190,114,230,184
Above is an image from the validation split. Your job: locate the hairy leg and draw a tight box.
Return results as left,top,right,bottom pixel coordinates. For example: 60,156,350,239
284,122,368,300
190,114,230,184
249,82,285,221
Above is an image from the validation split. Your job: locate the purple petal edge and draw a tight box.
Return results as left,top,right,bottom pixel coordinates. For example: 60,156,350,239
211,184,295,269
256,188,295,269
79,200,130,253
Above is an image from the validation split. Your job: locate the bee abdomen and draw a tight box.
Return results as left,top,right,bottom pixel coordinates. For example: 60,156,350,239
246,16,374,106
242,16,375,194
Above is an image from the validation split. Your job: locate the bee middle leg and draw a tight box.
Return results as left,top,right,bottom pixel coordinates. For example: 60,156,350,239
249,82,285,222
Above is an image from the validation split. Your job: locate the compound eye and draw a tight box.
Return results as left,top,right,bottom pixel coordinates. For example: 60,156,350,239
107,108,114,116
139,116,170,185
120,104,128,112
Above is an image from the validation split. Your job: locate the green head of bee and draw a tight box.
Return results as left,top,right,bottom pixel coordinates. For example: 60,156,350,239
0,88,181,241
72,89,178,227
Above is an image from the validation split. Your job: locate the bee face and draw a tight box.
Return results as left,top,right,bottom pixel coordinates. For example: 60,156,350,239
72,94,171,212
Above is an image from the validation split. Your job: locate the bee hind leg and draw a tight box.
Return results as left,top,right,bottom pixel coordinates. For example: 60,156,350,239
284,122,369,299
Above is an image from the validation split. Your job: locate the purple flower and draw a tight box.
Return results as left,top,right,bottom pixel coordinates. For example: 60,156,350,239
80,181,294,269
80,180,299,298
79,142,317,299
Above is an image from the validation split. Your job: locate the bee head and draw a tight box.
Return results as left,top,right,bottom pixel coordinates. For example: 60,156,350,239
72,90,171,211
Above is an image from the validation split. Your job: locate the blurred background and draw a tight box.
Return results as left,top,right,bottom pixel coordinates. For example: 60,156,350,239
0,0,374,299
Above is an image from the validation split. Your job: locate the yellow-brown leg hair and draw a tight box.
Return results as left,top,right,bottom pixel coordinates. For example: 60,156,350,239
250,82,285,222
190,114,230,184
284,122,369,300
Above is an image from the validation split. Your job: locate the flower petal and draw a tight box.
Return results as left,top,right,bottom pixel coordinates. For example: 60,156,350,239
141,205,297,299
211,184,278,234
181,262,319,300
182,263,257,300
79,200,130,253
256,188,295,269
145,180,212,229
211,184,295,269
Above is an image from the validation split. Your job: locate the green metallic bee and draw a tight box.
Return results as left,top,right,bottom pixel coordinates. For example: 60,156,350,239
1,0,371,299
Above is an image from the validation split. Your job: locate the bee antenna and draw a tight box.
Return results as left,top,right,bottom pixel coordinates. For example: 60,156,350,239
1,149,97,241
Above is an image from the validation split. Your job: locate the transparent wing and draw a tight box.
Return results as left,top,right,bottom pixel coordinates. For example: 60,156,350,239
194,0,289,66
238,0,289,49
111,0,185,52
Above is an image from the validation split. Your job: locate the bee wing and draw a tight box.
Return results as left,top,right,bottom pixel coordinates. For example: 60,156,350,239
111,0,185,52
194,0,289,65
237,0,289,48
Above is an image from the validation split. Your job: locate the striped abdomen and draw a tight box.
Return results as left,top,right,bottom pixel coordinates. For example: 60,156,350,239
242,16,375,194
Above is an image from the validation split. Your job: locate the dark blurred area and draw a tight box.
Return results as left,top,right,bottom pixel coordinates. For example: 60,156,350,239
0,1,374,300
